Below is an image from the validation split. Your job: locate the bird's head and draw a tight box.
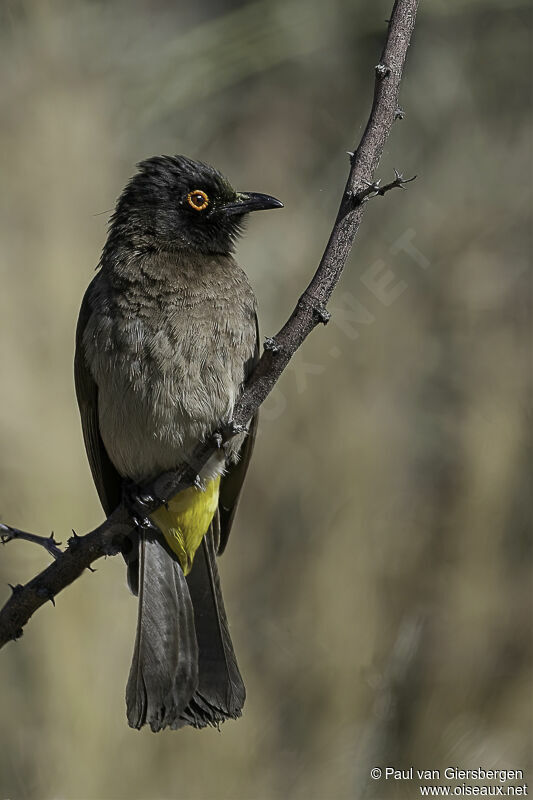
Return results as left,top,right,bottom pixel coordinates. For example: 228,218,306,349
106,155,283,256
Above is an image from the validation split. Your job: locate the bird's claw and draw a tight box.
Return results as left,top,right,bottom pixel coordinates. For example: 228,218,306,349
227,420,245,436
122,481,163,531
212,420,246,448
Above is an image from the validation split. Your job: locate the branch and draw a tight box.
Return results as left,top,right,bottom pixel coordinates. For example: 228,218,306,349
1,523,63,560
0,0,419,649
351,169,417,206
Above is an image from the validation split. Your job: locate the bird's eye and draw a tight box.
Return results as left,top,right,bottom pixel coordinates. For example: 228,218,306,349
187,190,209,211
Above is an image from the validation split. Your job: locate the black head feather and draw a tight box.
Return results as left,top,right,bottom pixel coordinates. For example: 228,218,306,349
102,155,269,259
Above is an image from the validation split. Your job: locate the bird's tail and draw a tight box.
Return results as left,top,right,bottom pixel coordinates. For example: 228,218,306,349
125,522,245,731
179,523,246,728
125,530,198,731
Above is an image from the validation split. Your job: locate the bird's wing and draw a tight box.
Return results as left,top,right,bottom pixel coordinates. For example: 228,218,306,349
74,277,122,516
217,313,260,556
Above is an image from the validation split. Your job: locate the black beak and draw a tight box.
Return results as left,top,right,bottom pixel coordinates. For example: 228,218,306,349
222,191,284,216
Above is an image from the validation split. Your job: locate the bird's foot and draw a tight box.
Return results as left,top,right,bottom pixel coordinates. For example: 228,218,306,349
122,480,166,531
213,420,246,446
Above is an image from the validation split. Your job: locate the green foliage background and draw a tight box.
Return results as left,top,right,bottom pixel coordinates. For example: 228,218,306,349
0,1,530,798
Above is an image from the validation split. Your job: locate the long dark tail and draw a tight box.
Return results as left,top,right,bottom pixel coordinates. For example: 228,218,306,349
179,524,245,728
125,523,245,731
125,531,198,731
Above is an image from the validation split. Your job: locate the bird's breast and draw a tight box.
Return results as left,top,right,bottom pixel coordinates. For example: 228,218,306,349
84,261,256,482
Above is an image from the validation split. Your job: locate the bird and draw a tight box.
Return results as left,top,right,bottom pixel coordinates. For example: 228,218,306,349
74,155,283,732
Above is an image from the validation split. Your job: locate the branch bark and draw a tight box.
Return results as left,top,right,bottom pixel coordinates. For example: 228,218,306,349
0,0,419,649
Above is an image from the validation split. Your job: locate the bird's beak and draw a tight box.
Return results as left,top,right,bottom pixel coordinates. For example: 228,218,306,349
222,192,284,216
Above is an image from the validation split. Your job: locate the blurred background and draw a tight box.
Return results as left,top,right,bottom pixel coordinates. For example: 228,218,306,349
0,1,531,798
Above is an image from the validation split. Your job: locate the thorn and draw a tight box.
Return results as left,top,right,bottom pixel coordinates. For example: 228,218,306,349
264,336,280,353
71,529,79,538
375,63,390,79
48,532,62,548
108,533,127,556
87,565,97,573
314,305,331,325
392,172,417,191
8,583,23,595
12,628,23,641
395,105,405,120
355,178,381,191
37,586,55,606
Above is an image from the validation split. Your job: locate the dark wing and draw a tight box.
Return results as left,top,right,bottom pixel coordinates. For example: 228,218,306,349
74,277,122,516
217,313,260,556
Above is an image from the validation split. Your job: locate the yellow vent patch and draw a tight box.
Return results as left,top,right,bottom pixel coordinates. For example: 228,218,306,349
150,476,221,575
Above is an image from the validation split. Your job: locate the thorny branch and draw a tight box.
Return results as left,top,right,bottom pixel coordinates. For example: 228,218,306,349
351,169,417,206
0,0,419,649
0,525,63,560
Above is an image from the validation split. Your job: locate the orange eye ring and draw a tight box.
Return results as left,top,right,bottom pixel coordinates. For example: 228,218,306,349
187,189,209,211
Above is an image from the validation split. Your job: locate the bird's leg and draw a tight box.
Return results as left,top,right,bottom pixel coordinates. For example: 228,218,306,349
211,420,248,465
213,420,246,447
121,479,166,531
